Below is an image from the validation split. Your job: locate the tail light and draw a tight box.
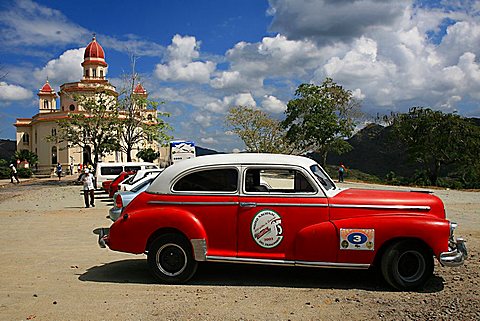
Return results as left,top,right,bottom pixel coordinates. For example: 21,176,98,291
115,194,123,208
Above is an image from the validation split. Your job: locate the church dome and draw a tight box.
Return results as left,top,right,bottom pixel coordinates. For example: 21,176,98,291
84,35,105,60
39,80,54,93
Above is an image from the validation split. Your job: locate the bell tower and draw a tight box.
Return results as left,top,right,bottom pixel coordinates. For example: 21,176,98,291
38,80,57,113
81,34,108,81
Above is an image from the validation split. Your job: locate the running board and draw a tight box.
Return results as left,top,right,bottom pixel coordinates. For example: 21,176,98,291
206,256,370,269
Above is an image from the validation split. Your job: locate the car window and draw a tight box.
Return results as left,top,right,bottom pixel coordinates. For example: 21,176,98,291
310,165,336,191
124,166,141,172
100,166,123,176
173,168,238,192
244,168,314,193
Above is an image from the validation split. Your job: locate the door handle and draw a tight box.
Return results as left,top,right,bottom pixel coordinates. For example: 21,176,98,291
240,202,257,208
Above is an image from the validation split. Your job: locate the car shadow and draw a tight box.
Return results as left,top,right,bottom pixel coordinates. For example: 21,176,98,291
79,259,445,292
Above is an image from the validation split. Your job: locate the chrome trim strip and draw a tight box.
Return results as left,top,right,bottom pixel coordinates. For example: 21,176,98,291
256,203,328,207
191,239,207,261
206,256,370,269
147,201,328,207
208,256,295,266
329,204,430,211
147,201,239,206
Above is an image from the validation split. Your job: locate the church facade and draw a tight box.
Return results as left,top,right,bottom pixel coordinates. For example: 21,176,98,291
14,36,161,175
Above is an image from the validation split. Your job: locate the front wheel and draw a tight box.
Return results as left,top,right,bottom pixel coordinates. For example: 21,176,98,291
381,240,434,290
147,233,198,284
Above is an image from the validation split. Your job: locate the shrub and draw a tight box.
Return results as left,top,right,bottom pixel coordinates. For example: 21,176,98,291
17,168,33,178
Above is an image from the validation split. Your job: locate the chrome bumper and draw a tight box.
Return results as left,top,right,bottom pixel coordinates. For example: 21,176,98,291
94,227,110,248
440,238,467,267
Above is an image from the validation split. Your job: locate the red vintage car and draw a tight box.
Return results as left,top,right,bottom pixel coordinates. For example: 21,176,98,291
102,180,113,193
108,171,135,198
97,154,467,290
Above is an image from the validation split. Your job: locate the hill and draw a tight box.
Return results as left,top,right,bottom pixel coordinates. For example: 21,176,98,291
0,139,16,161
326,117,480,179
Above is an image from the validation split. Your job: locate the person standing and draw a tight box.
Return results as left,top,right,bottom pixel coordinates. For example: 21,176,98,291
56,162,63,180
69,162,74,175
9,164,20,184
338,163,347,182
82,169,95,208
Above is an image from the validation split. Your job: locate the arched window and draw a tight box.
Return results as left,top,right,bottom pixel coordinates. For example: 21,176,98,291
51,128,57,136
43,100,49,109
100,70,104,78
92,69,97,78
69,104,75,111
51,146,57,164
22,134,29,144
85,69,89,77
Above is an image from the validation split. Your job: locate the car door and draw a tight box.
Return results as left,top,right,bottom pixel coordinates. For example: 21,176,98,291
237,165,334,263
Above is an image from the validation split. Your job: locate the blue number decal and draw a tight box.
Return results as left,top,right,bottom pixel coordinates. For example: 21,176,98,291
347,233,367,245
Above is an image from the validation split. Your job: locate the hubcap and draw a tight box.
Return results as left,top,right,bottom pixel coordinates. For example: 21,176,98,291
156,243,187,277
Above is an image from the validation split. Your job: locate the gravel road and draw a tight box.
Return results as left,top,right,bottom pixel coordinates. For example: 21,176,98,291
0,178,478,320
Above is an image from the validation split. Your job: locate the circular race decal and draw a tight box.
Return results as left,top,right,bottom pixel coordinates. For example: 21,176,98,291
251,209,283,248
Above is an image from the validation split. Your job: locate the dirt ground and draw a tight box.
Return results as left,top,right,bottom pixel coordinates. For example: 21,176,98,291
0,177,478,321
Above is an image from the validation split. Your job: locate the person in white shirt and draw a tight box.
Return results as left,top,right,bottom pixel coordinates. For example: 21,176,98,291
82,169,95,208
9,164,20,184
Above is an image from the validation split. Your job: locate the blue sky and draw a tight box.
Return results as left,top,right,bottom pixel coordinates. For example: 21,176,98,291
1,0,479,152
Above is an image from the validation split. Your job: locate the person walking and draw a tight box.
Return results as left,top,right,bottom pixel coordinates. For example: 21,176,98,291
56,162,63,181
82,169,95,208
9,164,20,184
338,162,347,183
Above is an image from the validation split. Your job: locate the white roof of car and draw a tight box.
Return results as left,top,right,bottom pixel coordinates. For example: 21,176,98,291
147,153,319,194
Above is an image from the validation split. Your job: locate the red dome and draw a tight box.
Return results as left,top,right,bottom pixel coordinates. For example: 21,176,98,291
40,81,53,93
84,36,105,60
134,83,147,94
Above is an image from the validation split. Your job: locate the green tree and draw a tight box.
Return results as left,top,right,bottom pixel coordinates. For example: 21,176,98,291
136,147,160,163
52,91,120,165
225,106,293,153
282,78,360,165
392,107,480,186
117,63,172,161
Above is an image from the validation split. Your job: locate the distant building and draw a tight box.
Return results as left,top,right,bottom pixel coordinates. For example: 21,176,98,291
14,36,160,175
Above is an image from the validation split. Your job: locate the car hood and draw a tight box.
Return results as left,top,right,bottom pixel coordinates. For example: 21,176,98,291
328,188,445,220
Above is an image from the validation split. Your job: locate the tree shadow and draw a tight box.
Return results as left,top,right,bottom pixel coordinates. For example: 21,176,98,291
79,259,445,292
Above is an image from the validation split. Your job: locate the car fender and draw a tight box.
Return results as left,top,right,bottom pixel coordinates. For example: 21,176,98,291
108,206,207,254
294,221,338,262
332,215,451,264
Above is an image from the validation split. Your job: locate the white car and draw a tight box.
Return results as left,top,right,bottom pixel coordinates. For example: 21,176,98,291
119,169,164,191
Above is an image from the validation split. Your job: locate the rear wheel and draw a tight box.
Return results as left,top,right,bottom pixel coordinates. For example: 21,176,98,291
147,233,198,284
381,240,434,290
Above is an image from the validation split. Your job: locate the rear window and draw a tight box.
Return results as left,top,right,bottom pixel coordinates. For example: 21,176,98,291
131,178,154,192
100,166,123,176
173,168,238,192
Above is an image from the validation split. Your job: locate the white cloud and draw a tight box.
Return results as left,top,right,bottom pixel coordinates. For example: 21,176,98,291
193,113,213,127
0,82,33,101
261,95,286,113
154,35,216,83
205,93,257,113
33,48,84,86
200,137,217,144
0,0,89,48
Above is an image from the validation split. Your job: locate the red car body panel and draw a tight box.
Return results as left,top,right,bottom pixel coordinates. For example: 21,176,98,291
106,188,450,264
108,171,134,198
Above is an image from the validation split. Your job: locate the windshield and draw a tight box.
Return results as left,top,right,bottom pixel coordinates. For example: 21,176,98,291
310,164,336,191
